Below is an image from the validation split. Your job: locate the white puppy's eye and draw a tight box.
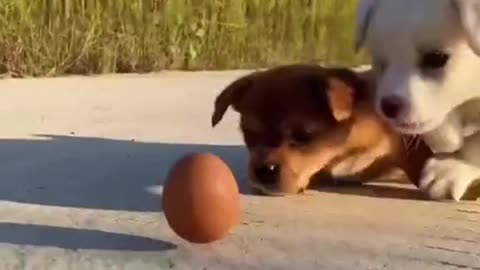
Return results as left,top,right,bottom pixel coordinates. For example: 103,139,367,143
419,50,450,70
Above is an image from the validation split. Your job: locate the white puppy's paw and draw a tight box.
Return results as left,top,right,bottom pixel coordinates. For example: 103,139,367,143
419,157,480,201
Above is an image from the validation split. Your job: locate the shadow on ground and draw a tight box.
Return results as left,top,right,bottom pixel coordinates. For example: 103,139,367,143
0,134,428,215
0,223,176,251
317,183,425,201
0,135,248,212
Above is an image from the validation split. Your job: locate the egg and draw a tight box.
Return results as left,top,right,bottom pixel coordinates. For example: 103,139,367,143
162,152,240,244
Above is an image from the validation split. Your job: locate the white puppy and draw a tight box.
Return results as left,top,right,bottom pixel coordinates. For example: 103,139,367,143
355,0,480,201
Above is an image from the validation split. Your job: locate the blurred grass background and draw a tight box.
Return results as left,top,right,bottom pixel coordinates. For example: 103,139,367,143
0,0,367,77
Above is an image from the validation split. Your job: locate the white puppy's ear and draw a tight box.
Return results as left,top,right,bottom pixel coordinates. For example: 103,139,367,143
452,0,480,55
354,0,378,52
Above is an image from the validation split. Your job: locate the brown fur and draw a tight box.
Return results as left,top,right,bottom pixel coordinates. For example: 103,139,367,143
212,64,431,195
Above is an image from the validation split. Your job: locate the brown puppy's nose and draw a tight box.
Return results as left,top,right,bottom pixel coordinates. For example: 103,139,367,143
254,163,280,185
380,96,404,119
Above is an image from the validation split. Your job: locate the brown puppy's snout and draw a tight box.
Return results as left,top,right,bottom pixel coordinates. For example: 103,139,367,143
253,162,280,185
380,95,404,119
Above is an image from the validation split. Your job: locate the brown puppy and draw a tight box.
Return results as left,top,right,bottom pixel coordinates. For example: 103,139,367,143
212,64,431,195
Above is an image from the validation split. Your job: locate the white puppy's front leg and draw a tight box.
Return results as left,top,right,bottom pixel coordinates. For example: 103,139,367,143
419,131,480,201
422,112,463,154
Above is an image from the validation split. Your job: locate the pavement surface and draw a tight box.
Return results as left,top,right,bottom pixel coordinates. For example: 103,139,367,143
0,71,479,270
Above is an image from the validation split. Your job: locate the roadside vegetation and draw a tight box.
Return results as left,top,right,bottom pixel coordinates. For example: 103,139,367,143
0,0,367,77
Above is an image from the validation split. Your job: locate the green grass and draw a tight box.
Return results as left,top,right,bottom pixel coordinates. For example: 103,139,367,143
0,0,368,77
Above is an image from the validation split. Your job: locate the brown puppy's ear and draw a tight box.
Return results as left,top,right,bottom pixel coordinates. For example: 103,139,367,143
211,74,254,127
325,77,354,122
305,68,357,122
324,68,369,122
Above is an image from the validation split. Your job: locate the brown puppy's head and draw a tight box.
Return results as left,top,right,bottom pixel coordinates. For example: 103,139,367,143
212,65,368,195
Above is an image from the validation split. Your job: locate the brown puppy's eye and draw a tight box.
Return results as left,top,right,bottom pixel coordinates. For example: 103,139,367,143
419,50,449,70
290,129,314,147
243,131,282,148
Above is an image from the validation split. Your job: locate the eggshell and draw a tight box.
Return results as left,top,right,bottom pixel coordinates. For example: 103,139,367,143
162,152,240,243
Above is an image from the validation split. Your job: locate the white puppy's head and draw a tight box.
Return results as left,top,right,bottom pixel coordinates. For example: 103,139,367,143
355,0,480,134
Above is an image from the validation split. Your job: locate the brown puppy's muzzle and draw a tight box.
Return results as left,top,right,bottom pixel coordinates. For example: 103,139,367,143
248,150,305,195
252,162,280,186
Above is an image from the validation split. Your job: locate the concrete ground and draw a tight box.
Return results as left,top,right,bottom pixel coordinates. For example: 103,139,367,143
0,71,478,270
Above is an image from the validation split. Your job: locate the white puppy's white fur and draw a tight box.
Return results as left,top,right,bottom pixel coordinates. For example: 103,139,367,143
355,0,480,200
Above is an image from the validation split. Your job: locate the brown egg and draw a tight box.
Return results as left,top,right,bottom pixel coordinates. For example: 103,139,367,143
162,152,240,244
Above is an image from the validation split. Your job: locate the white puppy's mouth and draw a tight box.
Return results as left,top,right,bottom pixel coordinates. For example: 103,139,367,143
392,120,439,134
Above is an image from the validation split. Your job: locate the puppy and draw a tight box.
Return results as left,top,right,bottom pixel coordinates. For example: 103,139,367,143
355,0,480,200
211,64,431,195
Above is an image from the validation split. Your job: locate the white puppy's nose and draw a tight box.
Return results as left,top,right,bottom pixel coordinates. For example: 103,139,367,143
380,95,404,119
